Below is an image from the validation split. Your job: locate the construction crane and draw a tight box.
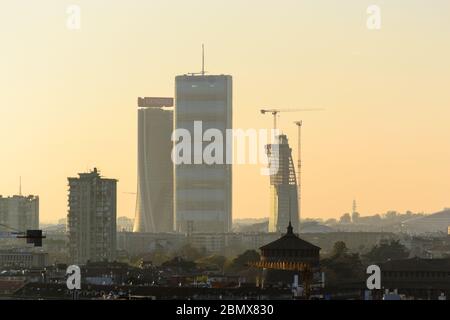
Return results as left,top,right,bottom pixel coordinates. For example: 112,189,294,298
0,223,45,247
294,121,302,230
260,108,323,131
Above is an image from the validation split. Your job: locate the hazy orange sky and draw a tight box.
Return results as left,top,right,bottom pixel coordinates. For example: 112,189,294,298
1,1,449,223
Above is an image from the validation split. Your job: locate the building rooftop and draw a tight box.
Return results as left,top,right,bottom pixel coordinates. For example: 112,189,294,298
380,257,450,272
176,74,232,79
68,168,117,182
137,97,173,108
260,222,321,251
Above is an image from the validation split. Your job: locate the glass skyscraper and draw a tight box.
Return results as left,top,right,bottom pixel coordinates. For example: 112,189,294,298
134,97,174,233
174,75,232,233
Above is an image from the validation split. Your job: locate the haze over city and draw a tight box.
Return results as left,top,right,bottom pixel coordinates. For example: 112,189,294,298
1,0,450,223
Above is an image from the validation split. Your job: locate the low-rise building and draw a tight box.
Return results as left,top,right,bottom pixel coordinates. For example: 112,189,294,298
0,250,48,268
380,257,450,299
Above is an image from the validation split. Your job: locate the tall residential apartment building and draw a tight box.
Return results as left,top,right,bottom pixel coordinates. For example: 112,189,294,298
134,97,174,233
266,134,300,233
174,74,232,233
67,168,117,264
0,195,39,232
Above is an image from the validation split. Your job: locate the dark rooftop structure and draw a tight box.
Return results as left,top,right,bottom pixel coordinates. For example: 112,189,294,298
259,222,321,266
249,223,322,298
380,257,450,272
379,257,450,299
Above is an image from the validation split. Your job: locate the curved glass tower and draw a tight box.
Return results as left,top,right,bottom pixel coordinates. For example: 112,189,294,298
134,97,174,233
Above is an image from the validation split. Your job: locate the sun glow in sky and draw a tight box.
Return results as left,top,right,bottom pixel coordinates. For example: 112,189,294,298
1,0,450,223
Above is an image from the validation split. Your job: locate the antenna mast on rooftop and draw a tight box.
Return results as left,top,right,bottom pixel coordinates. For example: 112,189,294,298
187,44,208,76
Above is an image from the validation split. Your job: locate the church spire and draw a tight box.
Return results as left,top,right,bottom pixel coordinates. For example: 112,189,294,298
286,196,294,235
287,221,293,235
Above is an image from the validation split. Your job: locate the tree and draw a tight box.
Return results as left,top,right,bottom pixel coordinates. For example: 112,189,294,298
151,250,171,266
331,241,349,258
196,255,227,272
384,211,398,220
364,240,410,263
225,250,260,273
175,244,206,261
321,241,364,287
325,218,338,225
162,256,197,272
223,242,247,258
339,213,351,224
351,211,360,223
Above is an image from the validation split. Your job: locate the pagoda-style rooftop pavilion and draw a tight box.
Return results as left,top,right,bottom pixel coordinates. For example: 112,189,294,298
260,222,320,265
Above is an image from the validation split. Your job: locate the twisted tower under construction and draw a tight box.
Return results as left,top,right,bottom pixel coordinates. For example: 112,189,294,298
266,134,299,233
